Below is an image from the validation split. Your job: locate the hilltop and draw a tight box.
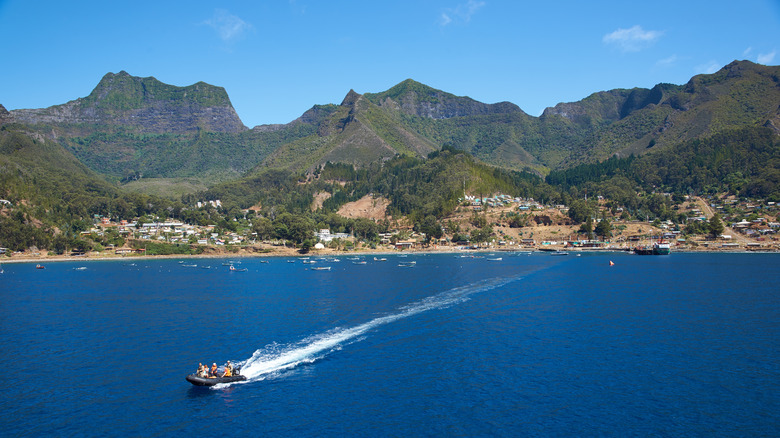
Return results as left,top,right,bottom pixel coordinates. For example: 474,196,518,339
9,71,246,133
255,60,780,175
2,61,778,189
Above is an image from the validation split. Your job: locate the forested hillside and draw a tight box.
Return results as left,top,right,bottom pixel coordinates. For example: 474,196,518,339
2,62,779,253
547,126,780,201
4,61,777,191
0,126,187,251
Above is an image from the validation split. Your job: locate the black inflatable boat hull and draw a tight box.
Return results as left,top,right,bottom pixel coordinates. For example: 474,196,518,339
186,374,247,386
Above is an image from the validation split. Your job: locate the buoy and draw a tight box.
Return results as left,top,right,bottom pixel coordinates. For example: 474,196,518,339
609,261,615,266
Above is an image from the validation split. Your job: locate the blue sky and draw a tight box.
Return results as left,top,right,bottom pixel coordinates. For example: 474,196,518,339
1,1,778,127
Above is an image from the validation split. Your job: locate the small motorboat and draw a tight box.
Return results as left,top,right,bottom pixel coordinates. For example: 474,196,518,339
229,265,248,272
186,365,246,386
186,374,247,386
36,264,45,269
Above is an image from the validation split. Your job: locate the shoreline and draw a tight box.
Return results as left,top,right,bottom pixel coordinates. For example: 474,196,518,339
2,245,776,265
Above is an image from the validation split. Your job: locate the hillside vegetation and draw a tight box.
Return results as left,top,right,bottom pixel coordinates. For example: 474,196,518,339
4,61,777,192
0,126,190,251
1,62,779,253
547,126,780,201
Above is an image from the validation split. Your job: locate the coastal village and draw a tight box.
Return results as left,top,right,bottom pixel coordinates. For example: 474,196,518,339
1,192,777,261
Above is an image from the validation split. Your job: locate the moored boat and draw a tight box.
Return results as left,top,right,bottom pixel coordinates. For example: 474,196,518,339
634,241,671,255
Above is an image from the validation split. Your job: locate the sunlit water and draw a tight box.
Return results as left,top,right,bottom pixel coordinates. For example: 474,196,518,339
1,252,778,436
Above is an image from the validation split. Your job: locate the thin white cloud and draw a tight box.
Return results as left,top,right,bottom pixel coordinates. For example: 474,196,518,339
742,47,753,58
695,61,721,75
757,50,776,65
289,0,306,14
656,55,679,67
439,0,486,26
603,25,663,52
204,9,252,42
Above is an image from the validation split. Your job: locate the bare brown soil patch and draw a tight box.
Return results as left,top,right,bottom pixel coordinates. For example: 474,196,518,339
337,195,390,220
311,191,332,211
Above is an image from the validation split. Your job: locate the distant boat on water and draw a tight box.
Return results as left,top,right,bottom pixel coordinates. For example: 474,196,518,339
550,251,569,256
229,265,248,272
634,241,671,255
36,264,45,269
311,266,331,271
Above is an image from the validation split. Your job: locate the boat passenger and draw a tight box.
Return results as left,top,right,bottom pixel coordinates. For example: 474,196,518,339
223,362,233,377
210,363,218,378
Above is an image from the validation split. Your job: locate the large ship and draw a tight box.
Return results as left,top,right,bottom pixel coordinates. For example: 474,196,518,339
634,241,671,255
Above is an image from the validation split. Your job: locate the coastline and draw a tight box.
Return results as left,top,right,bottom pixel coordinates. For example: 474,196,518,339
2,244,776,265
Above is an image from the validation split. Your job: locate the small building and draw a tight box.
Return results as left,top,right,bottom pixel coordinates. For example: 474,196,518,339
395,241,416,250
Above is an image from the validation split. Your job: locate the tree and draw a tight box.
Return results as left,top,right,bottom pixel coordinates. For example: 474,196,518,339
595,217,612,240
419,215,443,243
579,216,594,239
252,217,274,240
568,199,591,224
708,214,725,238
470,225,493,243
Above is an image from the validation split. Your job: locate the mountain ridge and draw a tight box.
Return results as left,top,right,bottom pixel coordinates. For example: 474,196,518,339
2,60,778,187
8,71,246,134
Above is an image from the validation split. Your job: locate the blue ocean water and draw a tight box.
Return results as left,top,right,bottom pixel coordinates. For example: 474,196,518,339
0,252,778,436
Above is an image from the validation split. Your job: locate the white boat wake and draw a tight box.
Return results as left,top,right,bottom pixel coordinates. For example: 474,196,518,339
224,276,519,387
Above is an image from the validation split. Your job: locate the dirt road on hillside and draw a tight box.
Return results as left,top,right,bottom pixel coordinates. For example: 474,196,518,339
693,196,751,245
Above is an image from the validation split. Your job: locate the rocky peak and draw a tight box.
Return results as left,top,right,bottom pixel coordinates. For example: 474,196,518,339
340,89,362,107
0,104,11,125
10,72,246,134
365,79,523,119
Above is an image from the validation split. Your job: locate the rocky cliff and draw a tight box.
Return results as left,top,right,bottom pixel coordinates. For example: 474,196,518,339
364,79,523,119
9,71,246,134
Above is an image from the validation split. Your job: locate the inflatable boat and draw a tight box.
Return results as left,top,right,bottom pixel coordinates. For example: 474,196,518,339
186,373,246,386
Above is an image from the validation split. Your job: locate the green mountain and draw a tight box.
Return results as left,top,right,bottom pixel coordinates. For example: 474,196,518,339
363,78,523,118
257,89,439,172
0,124,188,251
4,72,322,185
10,71,246,133
2,61,778,190
259,61,780,175
544,60,780,167
546,125,780,202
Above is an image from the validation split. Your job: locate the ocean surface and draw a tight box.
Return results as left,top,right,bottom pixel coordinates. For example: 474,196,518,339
0,252,778,437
